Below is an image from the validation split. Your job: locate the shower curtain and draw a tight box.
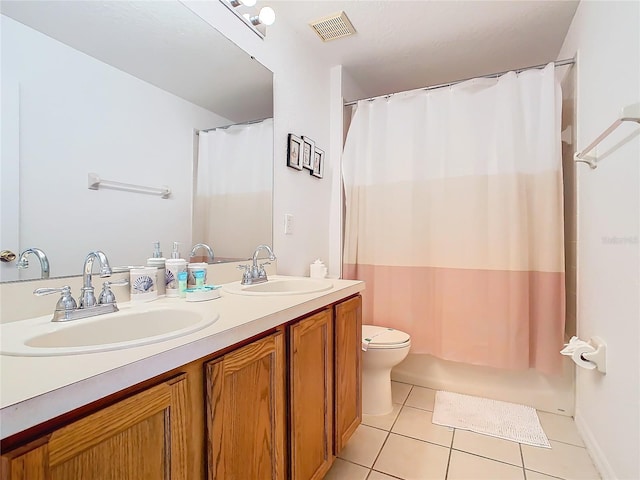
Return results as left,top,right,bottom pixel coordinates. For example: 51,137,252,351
194,118,273,258
342,64,565,374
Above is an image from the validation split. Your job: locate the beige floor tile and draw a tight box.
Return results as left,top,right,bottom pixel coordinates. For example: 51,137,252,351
452,429,522,466
447,450,525,480
367,471,399,480
391,381,412,405
373,433,450,479
405,386,437,411
391,406,453,447
525,470,564,479
522,440,600,479
338,424,389,468
537,411,585,447
324,458,370,480
363,403,403,431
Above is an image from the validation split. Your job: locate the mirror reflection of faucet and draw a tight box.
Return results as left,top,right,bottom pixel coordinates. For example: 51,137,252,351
238,245,276,285
17,247,50,279
189,243,215,263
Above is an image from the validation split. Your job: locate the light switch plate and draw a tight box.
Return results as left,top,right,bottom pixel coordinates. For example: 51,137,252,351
284,214,293,235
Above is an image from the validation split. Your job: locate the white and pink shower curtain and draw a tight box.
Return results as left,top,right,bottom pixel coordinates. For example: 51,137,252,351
343,64,565,374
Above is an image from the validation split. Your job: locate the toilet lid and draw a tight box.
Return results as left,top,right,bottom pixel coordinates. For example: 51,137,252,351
362,325,411,347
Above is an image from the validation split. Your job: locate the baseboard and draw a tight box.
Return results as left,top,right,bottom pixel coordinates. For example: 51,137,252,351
574,410,616,480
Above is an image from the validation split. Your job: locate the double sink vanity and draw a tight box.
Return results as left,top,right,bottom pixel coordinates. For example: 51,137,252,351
0,270,364,480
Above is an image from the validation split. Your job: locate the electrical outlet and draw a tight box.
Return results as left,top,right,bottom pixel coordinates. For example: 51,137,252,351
284,214,293,235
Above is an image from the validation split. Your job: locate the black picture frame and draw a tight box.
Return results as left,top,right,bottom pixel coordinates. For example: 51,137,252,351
301,136,315,171
287,133,303,170
311,147,324,179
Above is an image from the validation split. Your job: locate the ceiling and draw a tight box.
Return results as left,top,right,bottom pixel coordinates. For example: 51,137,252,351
269,0,579,101
2,1,579,118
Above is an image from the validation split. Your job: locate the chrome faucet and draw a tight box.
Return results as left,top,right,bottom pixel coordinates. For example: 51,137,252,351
239,244,276,285
34,250,123,322
80,250,113,308
17,247,50,279
190,243,215,263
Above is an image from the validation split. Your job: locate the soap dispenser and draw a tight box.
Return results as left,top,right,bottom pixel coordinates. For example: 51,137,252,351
165,242,187,298
146,241,166,296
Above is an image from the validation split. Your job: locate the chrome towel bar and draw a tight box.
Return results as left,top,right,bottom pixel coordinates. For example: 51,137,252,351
88,173,171,198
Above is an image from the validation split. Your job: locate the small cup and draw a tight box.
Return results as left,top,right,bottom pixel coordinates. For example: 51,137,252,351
187,263,208,288
130,267,157,302
147,258,166,296
165,259,187,297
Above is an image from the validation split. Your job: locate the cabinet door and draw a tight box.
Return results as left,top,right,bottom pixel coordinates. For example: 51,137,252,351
1,375,188,480
205,332,286,480
334,295,362,454
290,309,333,480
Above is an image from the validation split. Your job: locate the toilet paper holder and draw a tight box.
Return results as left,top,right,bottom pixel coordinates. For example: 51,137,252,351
581,336,607,374
561,336,607,374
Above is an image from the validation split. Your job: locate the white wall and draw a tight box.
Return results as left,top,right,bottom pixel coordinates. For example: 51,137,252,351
557,2,640,479
183,1,335,277
1,15,229,280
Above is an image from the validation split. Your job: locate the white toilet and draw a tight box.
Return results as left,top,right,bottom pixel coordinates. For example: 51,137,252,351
362,325,411,416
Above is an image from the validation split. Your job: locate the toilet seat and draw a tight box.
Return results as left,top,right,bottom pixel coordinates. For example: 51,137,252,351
362,325,411,350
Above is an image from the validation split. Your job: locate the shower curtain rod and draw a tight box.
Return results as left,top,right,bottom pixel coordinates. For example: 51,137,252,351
197,116,271,134
343,58,575,107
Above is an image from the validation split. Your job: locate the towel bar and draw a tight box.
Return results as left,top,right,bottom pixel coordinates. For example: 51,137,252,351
575,103,640,169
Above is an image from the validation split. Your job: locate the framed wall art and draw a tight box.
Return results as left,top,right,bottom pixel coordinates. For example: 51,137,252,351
311,147,324,179
301,136,315,171
287,133,303,170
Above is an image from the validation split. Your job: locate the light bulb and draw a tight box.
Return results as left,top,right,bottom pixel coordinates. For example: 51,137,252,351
258,6,275,26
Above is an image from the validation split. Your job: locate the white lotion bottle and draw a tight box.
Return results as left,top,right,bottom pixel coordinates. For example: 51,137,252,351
165,242,187,298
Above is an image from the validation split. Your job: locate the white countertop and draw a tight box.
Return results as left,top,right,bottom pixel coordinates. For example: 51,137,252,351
0,276,364,439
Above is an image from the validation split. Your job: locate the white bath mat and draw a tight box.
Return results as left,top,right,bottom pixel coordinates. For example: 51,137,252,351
432,391,551,448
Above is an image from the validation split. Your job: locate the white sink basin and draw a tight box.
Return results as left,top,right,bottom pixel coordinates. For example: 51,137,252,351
223,277,333,296
1,304,219,356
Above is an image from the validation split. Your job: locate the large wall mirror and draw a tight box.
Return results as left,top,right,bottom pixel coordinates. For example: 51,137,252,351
0,1,274,282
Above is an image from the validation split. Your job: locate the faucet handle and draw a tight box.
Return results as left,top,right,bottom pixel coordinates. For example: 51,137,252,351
99,279,129,305
34,285,72,297
34,286,77,314
258,261,271,278
237,264,252,284
103,279,129,288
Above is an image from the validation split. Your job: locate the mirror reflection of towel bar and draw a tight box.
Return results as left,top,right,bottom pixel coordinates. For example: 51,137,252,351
88,173,171,199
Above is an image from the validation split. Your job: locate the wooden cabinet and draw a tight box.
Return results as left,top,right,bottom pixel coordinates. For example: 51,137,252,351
1,294,362,480
333,295,362,454
1,374,188,480
205,331,286,480
288,294,362,479
289,309,334,480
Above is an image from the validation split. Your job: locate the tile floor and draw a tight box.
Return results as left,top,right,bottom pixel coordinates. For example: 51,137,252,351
325,381,600,480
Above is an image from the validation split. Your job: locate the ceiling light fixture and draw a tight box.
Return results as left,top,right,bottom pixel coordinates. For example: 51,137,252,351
229,0,256,7
222,0,275,37
244,6,276,26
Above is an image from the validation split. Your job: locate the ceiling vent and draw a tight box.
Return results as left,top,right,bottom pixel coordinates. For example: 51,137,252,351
309,11,356,42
